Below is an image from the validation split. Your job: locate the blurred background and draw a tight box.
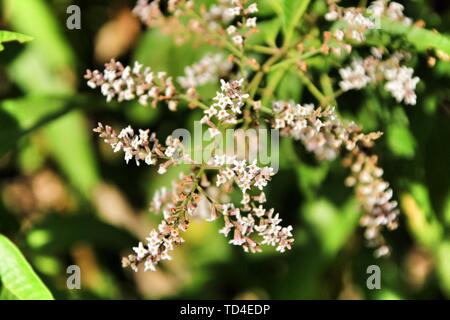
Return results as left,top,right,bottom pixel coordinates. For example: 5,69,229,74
0,0,449,299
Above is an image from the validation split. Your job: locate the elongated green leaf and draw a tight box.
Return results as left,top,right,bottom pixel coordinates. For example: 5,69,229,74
247,19,281,47
281,0,311,38
0,96,73,157
26,214,136,254
437,242,450,298
3,0,75,72
303,198,359,257
400,184,443,249
0,234,53,300
3,0,101,198
44,111,101,198
381,18,450,55
0,30,33,51
386,123,416,159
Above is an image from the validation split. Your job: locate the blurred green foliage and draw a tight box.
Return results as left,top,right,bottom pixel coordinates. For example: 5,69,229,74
0,0,449,300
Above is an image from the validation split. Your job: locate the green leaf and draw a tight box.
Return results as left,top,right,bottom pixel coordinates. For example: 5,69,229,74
3,0,101,198
280,0,311,40
3,0,76,74
0,95,100,197
386,123,416,158
400,184,443,249
133,29,174,73
44,111,101,198
436,242,450,298
0,30,33,51
0,96,73,157
263,64,289,105
0,234,53,300
26,214,136,254
246,19,281,47
380,18,450,55
302,198,360,257
277,68,302,101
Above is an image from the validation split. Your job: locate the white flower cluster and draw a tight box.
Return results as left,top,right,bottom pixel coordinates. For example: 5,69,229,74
368,0,412,26
177,53,233,89
132,0,190,24
217,202,294,253
345,153,399,257
272,100,396,256
339,51,420,105
325,0,412,48
150,174,201,218
204,0,242,29
225,1,258,47
133,0,257,48
177,0,247,37
85,59,178,110
208,156,274,196
93,123,190,173
201,78,249,127
339,58,372,91
272,101,382,161
123,174,199,272
203,156,293,254
325,2,376,43
384,66,419,105
124,220,185,272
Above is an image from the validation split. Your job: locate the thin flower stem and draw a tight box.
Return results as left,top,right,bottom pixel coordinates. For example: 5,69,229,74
270,49,322,71
179,94,209,110
196,185,217,204
320,74,337,106
246,44,279,55
260,105,273,114
248,47,288,98
296,71,328,105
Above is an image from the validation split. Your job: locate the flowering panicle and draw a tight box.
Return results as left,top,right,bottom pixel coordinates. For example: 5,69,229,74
339,50,420,105
272,101,382,161
339,58,372,91
201,78,249,126
325,0,377,43
123,174,199,272
150,174,202,218
177,0,241,40
85,59,178,110
271,100,396,254
133,0,257,49
132,0,189,25
204,155,293,253
88,0,424,272
216,202,294,253
208,156,274,196
93,123,190,173
177,53,233,89
224,0,259,47
368,0,412,26
344,152,399,257
323,0,413,56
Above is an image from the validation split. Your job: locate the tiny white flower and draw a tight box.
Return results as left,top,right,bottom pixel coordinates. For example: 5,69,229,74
133,242,148,259
246,17,257,28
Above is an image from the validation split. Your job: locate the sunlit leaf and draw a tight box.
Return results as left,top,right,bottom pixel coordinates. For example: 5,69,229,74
0,96,73,157
0,30,33,51
386,123,416,158
280,0,311,39
381,18,450,55
0,234,53,300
